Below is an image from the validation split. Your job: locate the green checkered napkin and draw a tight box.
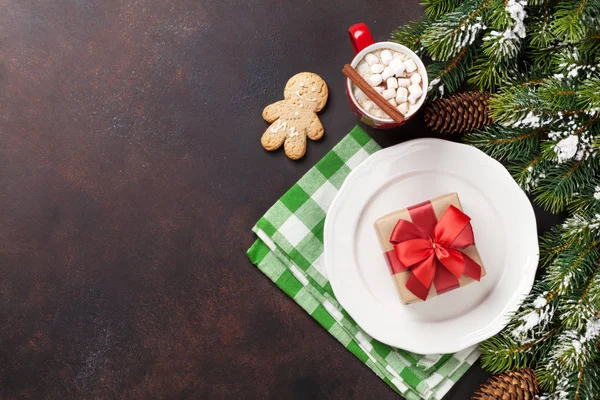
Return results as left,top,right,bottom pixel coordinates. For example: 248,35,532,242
247,126,480,399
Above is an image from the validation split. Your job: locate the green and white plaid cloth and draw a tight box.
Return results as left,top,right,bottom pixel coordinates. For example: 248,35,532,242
247,126,480,400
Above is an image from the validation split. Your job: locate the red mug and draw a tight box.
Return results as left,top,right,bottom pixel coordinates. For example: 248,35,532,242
346,23,428,129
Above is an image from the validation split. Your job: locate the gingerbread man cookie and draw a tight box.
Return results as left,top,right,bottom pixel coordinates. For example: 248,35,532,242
261,72,328,160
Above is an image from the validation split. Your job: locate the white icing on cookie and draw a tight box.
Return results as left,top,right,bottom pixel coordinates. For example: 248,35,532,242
270,119,288,133
295,91,318,102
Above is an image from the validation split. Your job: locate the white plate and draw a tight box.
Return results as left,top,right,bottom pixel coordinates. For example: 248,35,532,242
324,139,538,354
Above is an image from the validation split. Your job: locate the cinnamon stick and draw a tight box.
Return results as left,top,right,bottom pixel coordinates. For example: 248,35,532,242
342,64,405,123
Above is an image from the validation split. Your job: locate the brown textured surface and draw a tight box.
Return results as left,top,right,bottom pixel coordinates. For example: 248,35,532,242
0,1,563,399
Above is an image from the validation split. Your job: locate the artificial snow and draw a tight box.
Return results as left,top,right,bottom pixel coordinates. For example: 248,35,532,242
506,0,527,39
513,111,541,128
594,186,600,200
585,318,600,340
533,297,547,309
554,135,579,163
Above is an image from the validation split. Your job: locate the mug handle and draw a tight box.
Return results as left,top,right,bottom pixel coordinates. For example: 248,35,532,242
348,23,375,55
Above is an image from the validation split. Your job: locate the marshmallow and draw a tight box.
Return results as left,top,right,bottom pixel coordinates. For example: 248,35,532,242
354,88,367,103
388,98,397,107
380,50,393,65
389,59,406,77
373,86,384,94
381,67,394,80
356,61,370,74
411,73,422,84
408,84,423,98
404,59,418,73
382,88,396,100
365,53,379,66
398,102,409,115
362,100,374,112
368,74,383,86
373,109,387,119
397,78,411,87
396,87,408,103
408,94,418,104
370,63,384,74
386,77,398,90
393,52,403,59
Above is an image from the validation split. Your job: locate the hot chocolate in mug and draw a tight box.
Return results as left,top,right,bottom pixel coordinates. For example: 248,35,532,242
345,23,428,129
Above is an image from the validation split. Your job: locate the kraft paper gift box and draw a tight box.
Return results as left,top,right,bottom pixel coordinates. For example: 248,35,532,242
374,192,487,305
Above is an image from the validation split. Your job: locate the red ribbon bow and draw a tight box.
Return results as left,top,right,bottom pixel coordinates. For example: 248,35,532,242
388,202,482,301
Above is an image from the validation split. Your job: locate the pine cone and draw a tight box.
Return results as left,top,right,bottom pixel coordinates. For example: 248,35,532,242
473,368,539,400
424,91,493,134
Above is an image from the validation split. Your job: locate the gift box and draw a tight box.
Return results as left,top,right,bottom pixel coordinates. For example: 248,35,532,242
374,193,486,304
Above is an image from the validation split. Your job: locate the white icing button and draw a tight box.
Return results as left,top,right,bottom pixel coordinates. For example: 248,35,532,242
370,63,385,74
390,59,406,76
404,59,418,73
381,67,394,81
300,104,304,108
311,87,317,92
368,74,383,86
411,73,422,84
380,50,393,65
408,84,423,98
365,53,379,66
397,78,411,87
386,77,398,90
382,88,396,100
295,111,299,116
396,87,408,103
398,102,409,114
299,82,305,87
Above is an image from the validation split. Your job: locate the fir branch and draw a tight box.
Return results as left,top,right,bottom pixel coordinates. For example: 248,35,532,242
578,76,600,111
422,0,462,20
464,125,544,160
539,234,572,268
426,45,477,99
534,160,582,213
480,326,558,373
421,0,491,61
544,238,600,297
390,20,430,55
527,0,554,50
551,0,600,43
508,155,545,192
534,152,600,212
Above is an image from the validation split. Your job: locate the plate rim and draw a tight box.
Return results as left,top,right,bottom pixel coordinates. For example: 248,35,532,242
324,138,539,354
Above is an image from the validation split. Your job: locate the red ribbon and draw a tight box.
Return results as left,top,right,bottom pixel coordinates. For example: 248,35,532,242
386,201,482,301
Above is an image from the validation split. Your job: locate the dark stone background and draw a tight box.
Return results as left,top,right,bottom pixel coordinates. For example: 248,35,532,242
0,0,562,398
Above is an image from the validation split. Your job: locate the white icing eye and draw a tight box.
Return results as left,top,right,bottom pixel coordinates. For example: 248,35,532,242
311,87,316,92
299,82,305,87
